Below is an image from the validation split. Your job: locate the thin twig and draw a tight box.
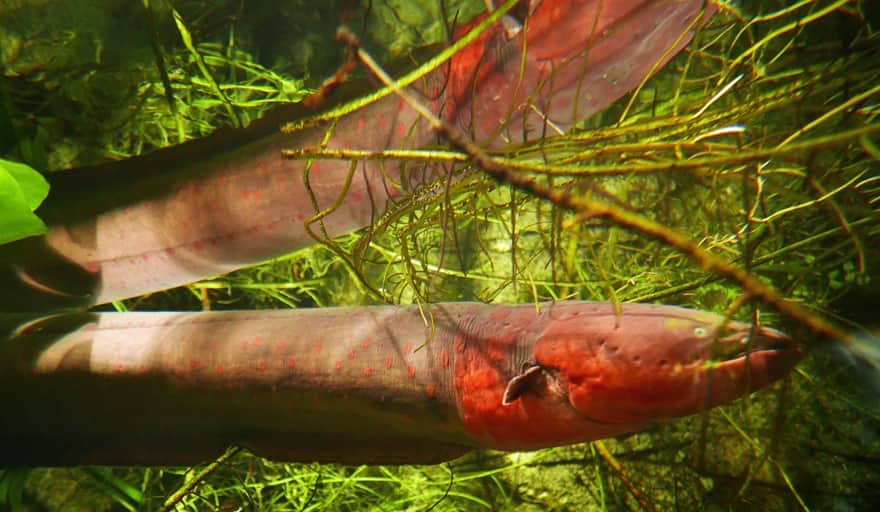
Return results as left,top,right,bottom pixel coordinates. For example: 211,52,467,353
159,447,241,512
336,28,853,348
594,440,657,512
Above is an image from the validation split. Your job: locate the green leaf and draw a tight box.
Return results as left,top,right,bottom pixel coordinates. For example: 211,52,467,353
0,158,50,245
1,158,49,209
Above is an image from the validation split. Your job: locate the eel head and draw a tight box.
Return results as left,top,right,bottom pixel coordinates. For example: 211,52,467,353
456,302,800,450
529,303,802,430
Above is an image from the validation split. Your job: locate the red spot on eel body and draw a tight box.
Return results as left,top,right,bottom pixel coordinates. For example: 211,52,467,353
440,347,450,369
425,385,436,398
357,117,366,131
313,341,322,353
215,364,224,375
407,365,416,379
334,360,343,370
384,356,394,369
257,361,266,371
403,343,413,355
347,348,357,360
252,337,262,347
189,360,198,369
363,367,373,377
361,339,370,349
287,357,296,369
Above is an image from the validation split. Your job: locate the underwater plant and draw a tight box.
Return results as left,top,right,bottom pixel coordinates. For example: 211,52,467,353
1,0,878,510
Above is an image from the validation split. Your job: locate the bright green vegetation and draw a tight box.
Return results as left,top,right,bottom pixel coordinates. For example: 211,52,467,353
1,0,879,510
0,158,48,245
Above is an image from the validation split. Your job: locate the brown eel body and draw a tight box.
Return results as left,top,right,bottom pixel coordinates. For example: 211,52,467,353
0,302,799,466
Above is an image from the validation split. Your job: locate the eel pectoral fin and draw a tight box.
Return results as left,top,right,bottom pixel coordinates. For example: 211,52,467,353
502,363,544,406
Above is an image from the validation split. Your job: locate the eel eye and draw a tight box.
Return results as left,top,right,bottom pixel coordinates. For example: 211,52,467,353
693,327,708,338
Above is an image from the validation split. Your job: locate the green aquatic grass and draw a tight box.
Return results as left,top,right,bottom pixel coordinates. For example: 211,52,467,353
1,0,878,510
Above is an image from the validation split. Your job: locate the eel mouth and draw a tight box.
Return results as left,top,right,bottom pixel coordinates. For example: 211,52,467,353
715,325,801,366
555,322,802,426
708,325,802,403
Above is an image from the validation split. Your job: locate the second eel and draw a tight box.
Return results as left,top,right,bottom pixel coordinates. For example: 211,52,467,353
0,0,717,311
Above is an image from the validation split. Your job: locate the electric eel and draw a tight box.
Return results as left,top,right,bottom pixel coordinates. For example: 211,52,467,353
0,302,800,466
0,0,717,311
0,1,803,469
